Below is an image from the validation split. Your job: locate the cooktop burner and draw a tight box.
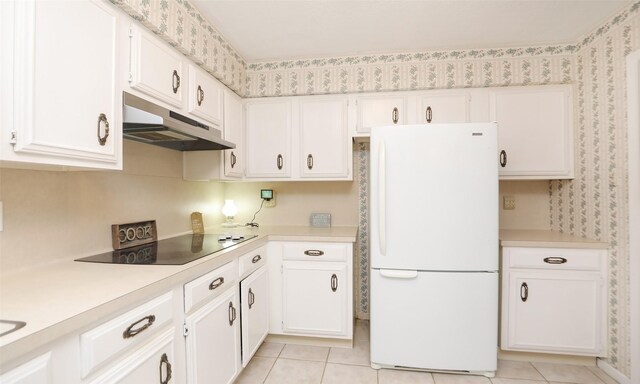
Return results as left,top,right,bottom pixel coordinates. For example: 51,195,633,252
75,233,257,265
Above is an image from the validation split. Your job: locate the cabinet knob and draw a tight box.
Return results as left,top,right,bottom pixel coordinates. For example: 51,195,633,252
97,113,110,146
172,70,181,94
228,301,237,326
277,154,283,170
520,282,528,302
392,107,399,124
499,150,508,167
307,154,314,170
331,274,338,292
230,151,237,168
426,106,433,123
196,85,204,106
159,353,172,384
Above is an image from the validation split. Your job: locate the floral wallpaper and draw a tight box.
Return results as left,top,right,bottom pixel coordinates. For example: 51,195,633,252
111,0,246,92
113,0,640,377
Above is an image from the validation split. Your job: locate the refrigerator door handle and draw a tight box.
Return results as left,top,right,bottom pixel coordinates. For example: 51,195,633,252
378,140,387,256
379,269,418,279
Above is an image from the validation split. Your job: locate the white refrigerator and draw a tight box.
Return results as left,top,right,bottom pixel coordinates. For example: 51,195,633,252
369,123,499,377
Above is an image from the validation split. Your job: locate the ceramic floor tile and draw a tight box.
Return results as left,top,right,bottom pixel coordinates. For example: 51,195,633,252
490,379,548,384
321,363,378,384
496,360,545,381
279,344,330,362
354,319,370,341
433,373,493,384
235,356,276,384
586,366,617,384
378,368,435,384
264,358,325,384
254,342,285,358
532,362,604,384
327,338,370,366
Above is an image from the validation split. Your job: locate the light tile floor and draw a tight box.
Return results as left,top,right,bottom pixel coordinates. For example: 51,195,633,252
235,321,617,384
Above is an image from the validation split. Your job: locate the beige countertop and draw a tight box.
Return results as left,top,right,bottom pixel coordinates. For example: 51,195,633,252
0,225,357,365
500,229,608,249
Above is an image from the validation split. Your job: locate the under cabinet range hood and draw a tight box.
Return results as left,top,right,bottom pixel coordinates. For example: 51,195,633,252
122,92,235,151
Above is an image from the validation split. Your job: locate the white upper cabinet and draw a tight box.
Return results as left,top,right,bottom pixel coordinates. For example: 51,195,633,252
416,93,470,124
299,97,350,178
223,89,244,178
129,25,184,108
356,94,408,134
188,64,223,128
1,0,122,170
490,85,574,179
244,99,292,178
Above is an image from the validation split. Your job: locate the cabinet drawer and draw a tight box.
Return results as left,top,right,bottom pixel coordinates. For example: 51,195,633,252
505,247,604,271
80,292,174,378
282,242,348,262
185,260,237,313
239,246,267,279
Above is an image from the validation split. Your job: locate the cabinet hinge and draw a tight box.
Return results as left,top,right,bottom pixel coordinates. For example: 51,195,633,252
9,131,17,145
183,324,189,337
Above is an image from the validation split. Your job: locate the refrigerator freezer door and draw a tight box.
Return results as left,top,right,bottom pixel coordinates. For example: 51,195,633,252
370,123,498,271
370,269,498,374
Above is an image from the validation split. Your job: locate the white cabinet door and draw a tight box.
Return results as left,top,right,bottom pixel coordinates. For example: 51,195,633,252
185,287,241,384
87,329,175,384
299,97,350,178
223,89,244,178
282,261,348,337
188,64,222,128
3,0,122,170
505,270,603,355
416,93,469,124
240,266,269,367
0,353,52,384
490,85,573,179
356,94,408,133
244,99,292,178
129,25,184,108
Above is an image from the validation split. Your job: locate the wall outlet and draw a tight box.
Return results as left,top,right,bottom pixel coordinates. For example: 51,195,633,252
265,194,276,207
503,195,516,210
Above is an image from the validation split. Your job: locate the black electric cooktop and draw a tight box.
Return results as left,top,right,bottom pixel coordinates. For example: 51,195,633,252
75,233,257,265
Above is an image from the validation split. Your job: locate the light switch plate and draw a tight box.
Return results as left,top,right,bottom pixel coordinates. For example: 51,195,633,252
310,213,331,228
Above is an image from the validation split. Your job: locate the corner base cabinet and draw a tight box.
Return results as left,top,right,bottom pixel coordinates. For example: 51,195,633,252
500,246,607,356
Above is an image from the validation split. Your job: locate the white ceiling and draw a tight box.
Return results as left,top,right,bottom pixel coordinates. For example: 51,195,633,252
192,0,632,63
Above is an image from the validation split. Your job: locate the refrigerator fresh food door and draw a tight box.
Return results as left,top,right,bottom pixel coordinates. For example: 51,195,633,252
370,123,498,271
370,269,498,373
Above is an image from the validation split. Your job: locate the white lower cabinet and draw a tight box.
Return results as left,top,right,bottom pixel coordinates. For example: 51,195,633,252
0,353,52,384
500,246,607,356
86,329,175,384
275,242,353,339
240,265,269,366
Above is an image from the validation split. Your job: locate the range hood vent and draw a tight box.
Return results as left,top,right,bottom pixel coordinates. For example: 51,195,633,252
122,92,235,151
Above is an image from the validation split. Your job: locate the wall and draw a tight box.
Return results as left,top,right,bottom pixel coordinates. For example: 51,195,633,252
0,141,225,277
550,4,640,374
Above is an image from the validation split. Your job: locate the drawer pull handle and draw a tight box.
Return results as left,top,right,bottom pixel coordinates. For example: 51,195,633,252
543,257,567,264
252,254,262,263
230,151,237,168
307,154,314,170
392,107,399,124
248,288,255,309
304,250,324,256
123,315,156,339
196,85,204,106
159,353,172,384
520,282,528,302
331,274,338,292
97,113,110,146
426,106,433,123
228,301,237,326
209,277,225,290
